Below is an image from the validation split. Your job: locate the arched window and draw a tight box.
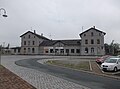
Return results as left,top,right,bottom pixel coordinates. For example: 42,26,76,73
32,48,35,53
91,47,94,53
28,48,30,53
85,47,88,53
24,48,26,53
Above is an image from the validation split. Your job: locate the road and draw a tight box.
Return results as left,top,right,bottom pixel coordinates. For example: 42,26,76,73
15,57,120,89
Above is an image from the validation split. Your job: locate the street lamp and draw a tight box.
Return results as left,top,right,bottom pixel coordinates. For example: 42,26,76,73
0,8,8,17
0,8,7,64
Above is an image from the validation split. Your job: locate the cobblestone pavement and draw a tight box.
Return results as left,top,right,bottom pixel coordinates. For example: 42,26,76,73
1,55,90,89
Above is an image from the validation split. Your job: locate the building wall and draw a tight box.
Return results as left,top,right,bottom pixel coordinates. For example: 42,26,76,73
11,48,21,55
80,29,105,55
20,32,44,54
20,28,105,56
39,46,81,56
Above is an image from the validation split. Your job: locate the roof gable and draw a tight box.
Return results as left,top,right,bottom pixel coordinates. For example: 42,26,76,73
20,31,50,40
79,27,106,37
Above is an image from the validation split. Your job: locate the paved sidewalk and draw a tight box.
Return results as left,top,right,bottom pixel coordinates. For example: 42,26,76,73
90,61,103,74
1,56,90,89
0,65,36,89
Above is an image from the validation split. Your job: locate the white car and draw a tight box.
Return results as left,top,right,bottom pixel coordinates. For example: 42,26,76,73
101,57,120,72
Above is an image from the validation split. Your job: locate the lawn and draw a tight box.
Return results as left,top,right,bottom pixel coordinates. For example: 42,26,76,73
46,60,90,71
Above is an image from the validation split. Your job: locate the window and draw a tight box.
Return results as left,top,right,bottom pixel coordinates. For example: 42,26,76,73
28,35,30,38
28,48,30,52
45,50,48,53
66,49,69,53
91,32,94,36
85,39,88,44
85,47,88,53
91,47,94,53
99,33,101,36
91,39,94,44
97,39,100,44
24,41,26,45
24,48,26,50
76,49,80,53
118,59,120,63
33,41,35,45
18,49,20,53
32,48,35,53
101,46,104,50
84,34,86,36
60,49,64,53
14,49,16,53
28,41,30,45
50,49,53,53
55,49,58,53
71,49,74,53
24,48,26,53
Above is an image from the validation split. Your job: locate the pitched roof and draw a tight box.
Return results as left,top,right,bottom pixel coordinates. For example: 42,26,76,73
10,47,21,49
79,27,106,37
20,31,50,40
39,39,81,46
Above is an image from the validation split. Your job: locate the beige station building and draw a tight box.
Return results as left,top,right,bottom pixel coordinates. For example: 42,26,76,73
20,26,106,56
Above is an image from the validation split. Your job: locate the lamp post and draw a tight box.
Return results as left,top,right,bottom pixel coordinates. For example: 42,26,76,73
0,8,7,65
0,45,2,64
0,8,8,17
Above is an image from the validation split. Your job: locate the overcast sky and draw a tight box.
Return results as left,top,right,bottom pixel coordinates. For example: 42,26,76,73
0,0,120,47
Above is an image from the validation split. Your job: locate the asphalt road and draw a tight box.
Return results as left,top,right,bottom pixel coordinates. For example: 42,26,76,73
15,58,120,89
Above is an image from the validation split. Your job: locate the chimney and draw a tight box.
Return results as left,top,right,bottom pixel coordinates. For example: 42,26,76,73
41,33,43,36
93,26,95,28
34,30,36,34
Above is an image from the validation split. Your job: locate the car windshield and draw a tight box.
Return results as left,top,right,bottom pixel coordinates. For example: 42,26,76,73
105,58,117,63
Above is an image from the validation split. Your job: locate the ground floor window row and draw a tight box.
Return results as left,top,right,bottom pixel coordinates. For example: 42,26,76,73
84,46,104,54
45,49,80,54
23,47,35,53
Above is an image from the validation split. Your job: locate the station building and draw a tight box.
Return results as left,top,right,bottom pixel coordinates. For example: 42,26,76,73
20,26,106,56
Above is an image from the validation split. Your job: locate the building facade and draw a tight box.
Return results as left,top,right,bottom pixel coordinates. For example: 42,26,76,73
39,40,81,55
20,26,106,56
20,30,49,55
80,26,106,55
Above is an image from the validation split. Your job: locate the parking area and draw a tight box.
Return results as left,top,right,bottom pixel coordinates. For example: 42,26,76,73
94,61,120,77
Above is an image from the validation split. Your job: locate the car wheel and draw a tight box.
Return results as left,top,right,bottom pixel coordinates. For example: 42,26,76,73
114,67,118,72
